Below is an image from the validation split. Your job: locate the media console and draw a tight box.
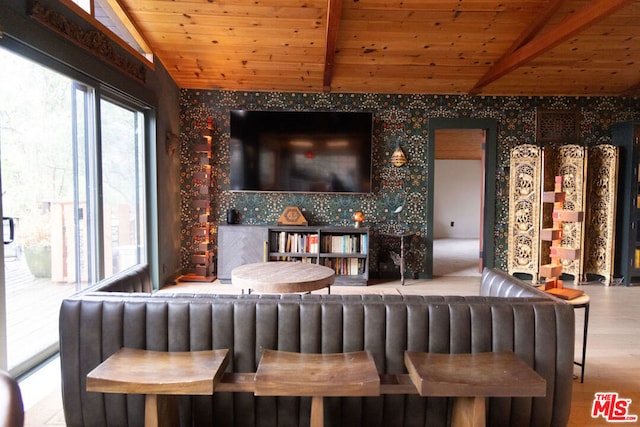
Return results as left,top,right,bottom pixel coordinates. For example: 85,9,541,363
218,225,369,285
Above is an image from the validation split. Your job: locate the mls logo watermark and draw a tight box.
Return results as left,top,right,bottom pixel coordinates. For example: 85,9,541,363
592,392,638,422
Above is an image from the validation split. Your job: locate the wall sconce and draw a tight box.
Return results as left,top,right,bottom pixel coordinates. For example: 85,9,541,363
390,140,407,167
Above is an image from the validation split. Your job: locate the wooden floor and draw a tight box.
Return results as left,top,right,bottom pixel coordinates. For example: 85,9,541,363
4,256,78,370
21,239,640,426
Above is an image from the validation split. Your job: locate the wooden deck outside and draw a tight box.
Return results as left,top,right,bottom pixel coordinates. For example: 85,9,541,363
4,255,79,370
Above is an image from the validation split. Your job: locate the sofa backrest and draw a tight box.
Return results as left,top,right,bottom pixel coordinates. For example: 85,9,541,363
76,264,152,294
480,267,562,300
60,293,573,427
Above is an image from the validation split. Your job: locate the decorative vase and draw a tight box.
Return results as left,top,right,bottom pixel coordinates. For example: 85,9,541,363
24,245,52,278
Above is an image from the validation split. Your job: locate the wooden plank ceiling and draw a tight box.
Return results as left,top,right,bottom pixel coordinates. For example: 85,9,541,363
119,0,640,95
435,129,485,160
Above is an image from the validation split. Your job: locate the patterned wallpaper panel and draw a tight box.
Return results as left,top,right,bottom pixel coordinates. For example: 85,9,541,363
179,91,640,278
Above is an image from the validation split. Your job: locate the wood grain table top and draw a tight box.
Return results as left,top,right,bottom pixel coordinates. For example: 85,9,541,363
254,349,380,397
86,348,230,395
404,351,546,397
231,261,335,293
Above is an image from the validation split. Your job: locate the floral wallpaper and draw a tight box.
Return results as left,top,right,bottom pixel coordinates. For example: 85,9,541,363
179,91,640,279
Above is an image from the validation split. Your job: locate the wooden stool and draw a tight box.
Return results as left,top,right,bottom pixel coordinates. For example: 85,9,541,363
569,294,590,383
87,348,230,427
254,350,380,427
405,351,546,427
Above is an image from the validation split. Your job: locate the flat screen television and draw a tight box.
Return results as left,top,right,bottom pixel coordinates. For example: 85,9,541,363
230,110,373,193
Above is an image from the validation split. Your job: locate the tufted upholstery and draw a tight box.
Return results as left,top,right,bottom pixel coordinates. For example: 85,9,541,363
479,267,560,300
80,264,152,294
0,370,23,427
59,290,574,427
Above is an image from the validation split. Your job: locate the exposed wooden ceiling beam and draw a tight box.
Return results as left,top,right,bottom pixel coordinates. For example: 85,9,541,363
622,80,640,96
323,0,343,92
470,0,634,94
500,0,567,58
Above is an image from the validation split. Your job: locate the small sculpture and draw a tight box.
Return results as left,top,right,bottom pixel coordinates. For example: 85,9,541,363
352,211,364,228
394,204,403,230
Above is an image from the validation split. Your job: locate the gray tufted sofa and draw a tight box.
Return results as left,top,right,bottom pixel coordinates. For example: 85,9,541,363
59,267,574,427
80,264,153,294
479,267,561,300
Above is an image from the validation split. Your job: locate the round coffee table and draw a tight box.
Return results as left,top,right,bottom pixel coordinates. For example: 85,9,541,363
231,262,335,294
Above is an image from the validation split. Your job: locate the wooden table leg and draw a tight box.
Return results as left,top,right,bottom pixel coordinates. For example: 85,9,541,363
145,394,179,427
451,396,486,427
310,396,324,427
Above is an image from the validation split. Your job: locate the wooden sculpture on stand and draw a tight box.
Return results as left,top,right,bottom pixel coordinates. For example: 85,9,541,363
179,117,216,283
540,176,584,300
550,145,587,285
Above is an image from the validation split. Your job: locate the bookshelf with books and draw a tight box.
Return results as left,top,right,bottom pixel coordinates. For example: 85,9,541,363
268,226,369,285
269,228,320,260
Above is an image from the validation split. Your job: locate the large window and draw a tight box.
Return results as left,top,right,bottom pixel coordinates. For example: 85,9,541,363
100,99,146,276
0,46,149,374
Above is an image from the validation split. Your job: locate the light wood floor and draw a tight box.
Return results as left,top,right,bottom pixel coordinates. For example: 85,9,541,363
22,240,640,426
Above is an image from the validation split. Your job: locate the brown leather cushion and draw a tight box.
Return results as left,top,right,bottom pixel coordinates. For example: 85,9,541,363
0,370,23,427
480,267,562,300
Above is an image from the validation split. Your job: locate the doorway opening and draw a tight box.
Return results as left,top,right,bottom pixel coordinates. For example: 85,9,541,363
425,118,498,279
433,129,485,277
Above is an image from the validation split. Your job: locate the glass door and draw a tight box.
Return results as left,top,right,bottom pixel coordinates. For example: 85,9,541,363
0,47,93,375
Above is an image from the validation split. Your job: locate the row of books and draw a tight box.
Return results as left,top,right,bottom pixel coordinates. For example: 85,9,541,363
273,232,320,254
270,256,317,263
272,232,368,255
321,234,367,254
321,258,366,276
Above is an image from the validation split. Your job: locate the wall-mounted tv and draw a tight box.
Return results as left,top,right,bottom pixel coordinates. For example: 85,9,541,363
230,110,373,193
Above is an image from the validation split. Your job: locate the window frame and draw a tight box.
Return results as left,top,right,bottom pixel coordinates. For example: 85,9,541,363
0,36,156,286
97,91,149,277
0,10,161,376
60,0,154,65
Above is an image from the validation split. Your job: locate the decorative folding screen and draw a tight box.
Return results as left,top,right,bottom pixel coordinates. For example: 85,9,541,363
508,145,542,280
509,143,618,285
583,145,618,285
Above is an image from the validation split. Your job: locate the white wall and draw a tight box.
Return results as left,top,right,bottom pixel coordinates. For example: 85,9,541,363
434,159,482,238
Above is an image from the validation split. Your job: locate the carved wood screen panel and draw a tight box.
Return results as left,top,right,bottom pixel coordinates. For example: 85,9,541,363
508,145,542,280
556,145,587,284
583,145,619,285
